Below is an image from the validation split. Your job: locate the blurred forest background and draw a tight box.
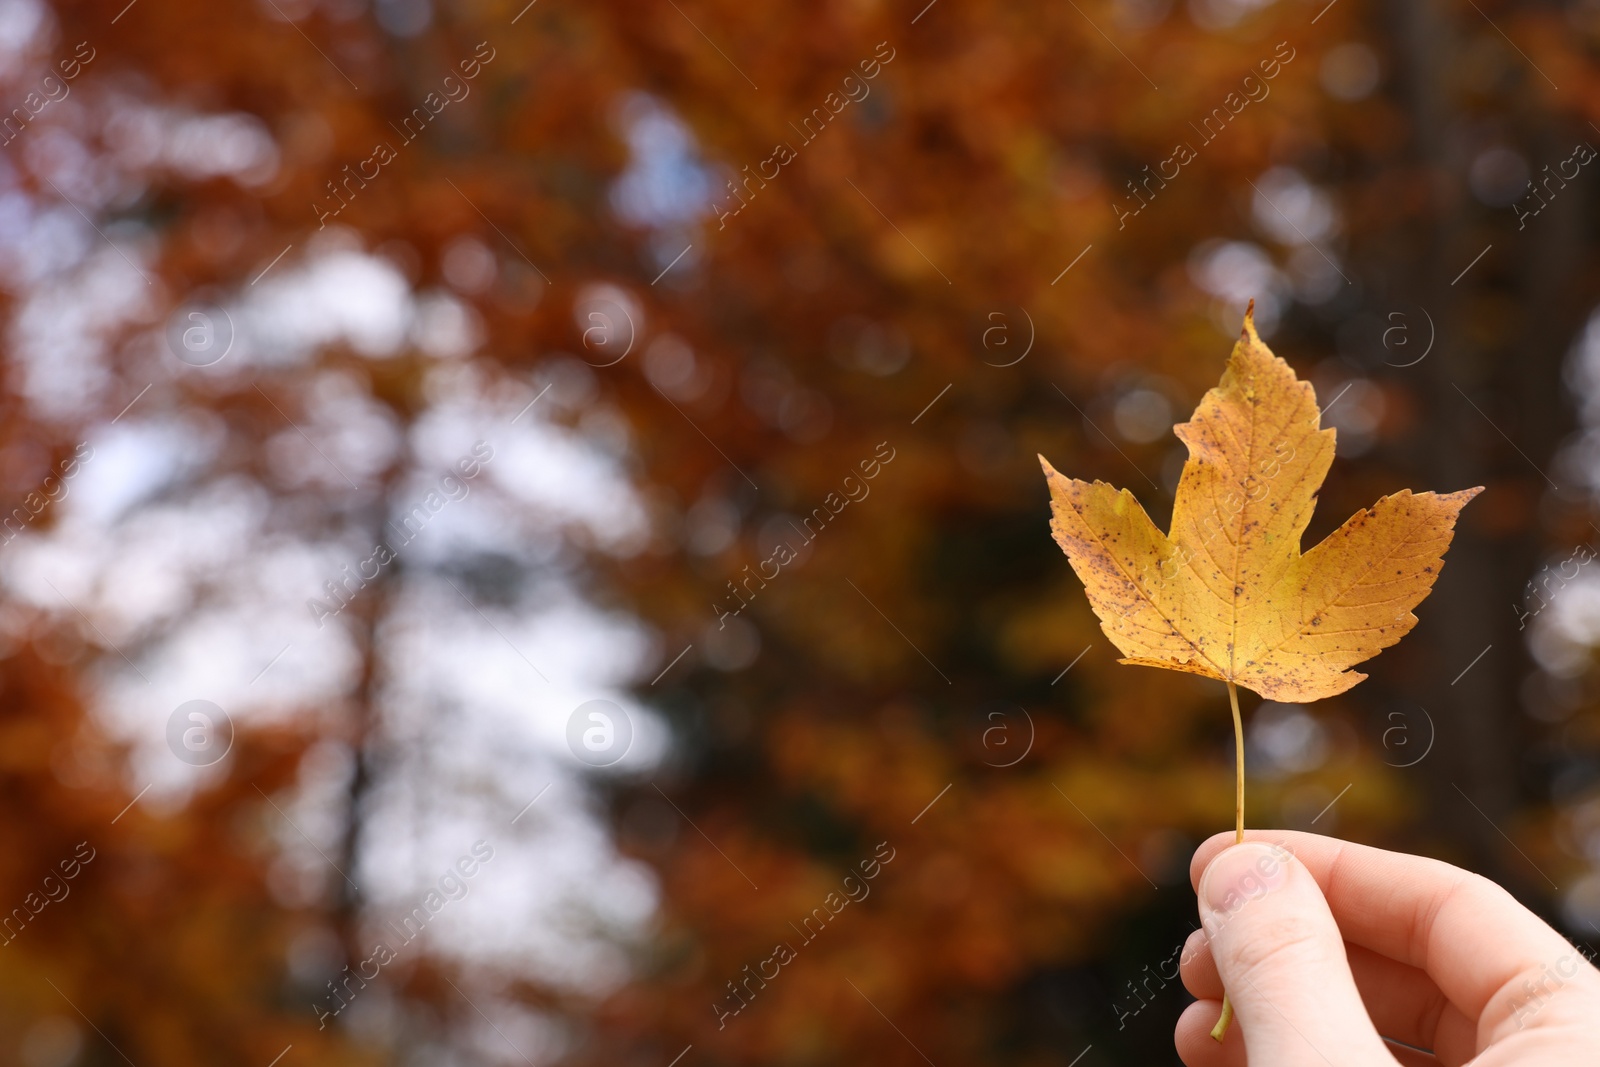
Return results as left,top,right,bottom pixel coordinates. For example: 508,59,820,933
1,0,1599,1064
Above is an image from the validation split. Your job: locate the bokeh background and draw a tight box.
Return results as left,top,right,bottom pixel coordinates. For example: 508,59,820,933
2,0,1599,1063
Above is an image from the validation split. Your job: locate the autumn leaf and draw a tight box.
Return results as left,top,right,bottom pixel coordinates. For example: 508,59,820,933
1040,305,1481,703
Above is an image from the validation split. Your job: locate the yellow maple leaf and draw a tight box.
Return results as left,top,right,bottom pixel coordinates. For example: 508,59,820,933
1040,306,1480,703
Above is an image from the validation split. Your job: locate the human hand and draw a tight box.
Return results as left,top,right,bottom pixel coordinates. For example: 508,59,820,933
1174,830,1600,1065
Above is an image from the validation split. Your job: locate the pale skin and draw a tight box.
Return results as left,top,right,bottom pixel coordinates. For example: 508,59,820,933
1175,830,1600,1066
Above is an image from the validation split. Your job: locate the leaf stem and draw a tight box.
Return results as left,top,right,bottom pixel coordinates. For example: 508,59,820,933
1209,679,1244,1043
1211,994,1234,1041
1228,679,1244,845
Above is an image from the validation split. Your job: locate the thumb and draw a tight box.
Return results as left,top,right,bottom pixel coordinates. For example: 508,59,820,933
1198,842,1389,1066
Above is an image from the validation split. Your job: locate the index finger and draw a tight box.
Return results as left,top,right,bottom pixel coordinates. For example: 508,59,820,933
1189,829,1583,1028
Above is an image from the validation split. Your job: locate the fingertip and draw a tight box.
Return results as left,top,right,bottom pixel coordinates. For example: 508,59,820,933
1189,832,1238,892
1198,842,1291,913
1178,928,1222,1000
1175,1000,1244,1067
1188,829,1330,892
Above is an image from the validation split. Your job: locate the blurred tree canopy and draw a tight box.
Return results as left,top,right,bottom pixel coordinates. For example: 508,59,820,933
2,0,1600,1064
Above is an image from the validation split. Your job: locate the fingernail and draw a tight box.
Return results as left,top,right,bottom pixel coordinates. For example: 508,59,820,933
1199,842,1290,914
